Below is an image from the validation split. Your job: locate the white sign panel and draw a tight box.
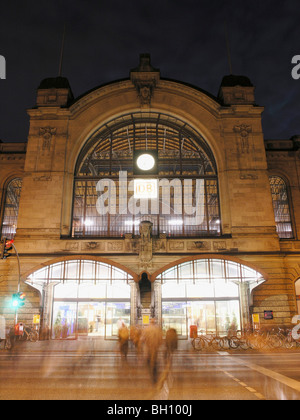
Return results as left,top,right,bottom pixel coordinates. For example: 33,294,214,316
134,179,158,199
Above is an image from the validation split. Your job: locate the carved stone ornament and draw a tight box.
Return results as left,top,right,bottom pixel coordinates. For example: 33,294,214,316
139,221,153,267
39,127,57,151
133,80,157,106
234,124,252,153
130,54,160,106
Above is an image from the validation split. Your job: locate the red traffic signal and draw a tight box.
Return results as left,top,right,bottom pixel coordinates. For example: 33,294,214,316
1,238,14,259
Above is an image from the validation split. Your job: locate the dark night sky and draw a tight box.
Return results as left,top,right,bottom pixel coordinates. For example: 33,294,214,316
0,0,300,143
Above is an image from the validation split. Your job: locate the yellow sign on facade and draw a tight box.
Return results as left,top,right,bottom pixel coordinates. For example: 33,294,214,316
33,315,40,324
142,315,150,325
252,313,260,324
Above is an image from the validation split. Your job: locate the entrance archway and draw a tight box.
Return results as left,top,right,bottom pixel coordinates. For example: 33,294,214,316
25,258,135,339
154,257,266,338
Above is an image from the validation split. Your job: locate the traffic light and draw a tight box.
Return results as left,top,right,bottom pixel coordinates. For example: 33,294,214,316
1,238,14,259
11,292,26,308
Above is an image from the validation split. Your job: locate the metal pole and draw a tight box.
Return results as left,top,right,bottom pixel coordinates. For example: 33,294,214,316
11,243,21,326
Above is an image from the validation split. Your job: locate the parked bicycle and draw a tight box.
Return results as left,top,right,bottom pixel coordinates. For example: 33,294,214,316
18,325,39,342
192,326,300,351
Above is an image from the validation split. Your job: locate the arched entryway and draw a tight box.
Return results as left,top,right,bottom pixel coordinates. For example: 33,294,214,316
25,258,136,339
153,257,266,338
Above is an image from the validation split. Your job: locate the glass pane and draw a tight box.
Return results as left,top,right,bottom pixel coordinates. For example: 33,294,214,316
162,302,187,337
214,280,239,298
210,260,225,279
65,261,80,280
187,282,214,298
54,282,78,299
269,176,293,238
178,262,193,281
1,178,22,239
161,266,177,281
187,301,216,334
31,266,49,281
162,282,186,298
97,263,111,281
49,263,64,280
106,302,130,337
78,302,106,336
215,301,240,335
195,259,209,280
81,261,95,280
107,282,130,299
52,302,77,339
225,261,240,280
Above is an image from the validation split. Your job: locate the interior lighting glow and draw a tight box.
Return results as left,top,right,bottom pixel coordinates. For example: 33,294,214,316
168,219,184,226
84,219,94,226
136,153,155,171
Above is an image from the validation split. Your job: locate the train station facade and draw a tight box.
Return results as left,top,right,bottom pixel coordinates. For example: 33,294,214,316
0,54,300,340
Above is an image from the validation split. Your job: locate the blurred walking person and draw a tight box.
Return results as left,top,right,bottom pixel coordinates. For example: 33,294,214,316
118,322,129,361
165,327,178,361
143,319,163,383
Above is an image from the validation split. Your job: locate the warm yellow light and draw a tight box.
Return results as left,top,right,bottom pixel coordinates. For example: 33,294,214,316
136,153,155,171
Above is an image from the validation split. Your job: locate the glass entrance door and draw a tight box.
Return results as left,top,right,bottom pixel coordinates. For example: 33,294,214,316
162,300,241,338
52,302,77,339
78,302,106,336
162,302,187,337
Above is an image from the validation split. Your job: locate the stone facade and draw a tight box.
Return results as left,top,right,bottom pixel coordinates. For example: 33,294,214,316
0,55,299,333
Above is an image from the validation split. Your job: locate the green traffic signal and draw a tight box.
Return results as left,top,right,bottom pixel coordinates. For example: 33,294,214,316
11,292,26,308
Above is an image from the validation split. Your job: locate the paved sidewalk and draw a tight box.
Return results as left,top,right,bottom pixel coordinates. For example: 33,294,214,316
0,337,195,353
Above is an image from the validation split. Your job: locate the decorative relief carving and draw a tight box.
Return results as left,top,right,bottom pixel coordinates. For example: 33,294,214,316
81,242,105,251
239,173,258,180
187,241,211,251
107,241,124,252
39,127,56,151
130,54,160,107
213,241,227,251
234,124,252,154
64,242,79,252
169,241,185,251
139,221,153,266
33,175,52,181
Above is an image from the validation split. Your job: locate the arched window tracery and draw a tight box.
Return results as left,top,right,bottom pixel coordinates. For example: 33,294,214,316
269,176,293,239
72,112,220,238
1,177,22,239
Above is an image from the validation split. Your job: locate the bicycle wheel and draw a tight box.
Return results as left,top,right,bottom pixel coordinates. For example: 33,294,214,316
194,337,205,351
284,334,295,349
220,337,230,350
229,336,239,350
239,338,249,350
268,334,282,349
29,331,39,342
211,336,222,350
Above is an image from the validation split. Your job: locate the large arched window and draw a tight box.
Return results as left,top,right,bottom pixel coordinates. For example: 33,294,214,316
1,178,22,239
26,259,134,339
269,176,293,239
156,258,265,337
72,112,220,238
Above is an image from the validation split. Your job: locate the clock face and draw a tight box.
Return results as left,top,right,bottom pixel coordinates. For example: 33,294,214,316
136,153,155,171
